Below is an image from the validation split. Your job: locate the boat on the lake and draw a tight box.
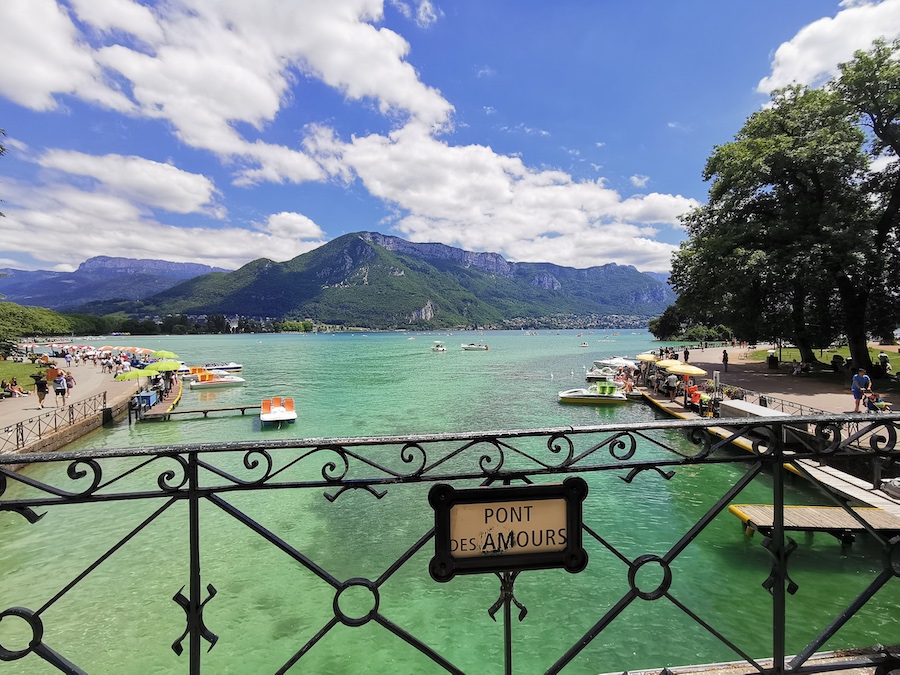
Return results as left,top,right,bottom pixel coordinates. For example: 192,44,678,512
260,397,297,426
461,342,488,351
558,383,628,405
188,370,246,389
203,361,243,372
432,341,447,352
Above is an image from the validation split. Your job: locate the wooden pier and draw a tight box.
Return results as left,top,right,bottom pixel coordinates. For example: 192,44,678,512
141,404,261,421
728,503,900,546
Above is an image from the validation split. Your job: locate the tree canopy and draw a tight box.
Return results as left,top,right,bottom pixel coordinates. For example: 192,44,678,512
670,39,900,372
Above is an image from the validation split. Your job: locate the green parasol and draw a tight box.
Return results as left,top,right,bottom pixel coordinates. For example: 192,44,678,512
114,370,148,381
152,350,180,360
144,360,182,371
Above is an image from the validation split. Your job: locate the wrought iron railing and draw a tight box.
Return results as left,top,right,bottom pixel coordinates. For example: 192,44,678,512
0,413,899,674
0,392,108,454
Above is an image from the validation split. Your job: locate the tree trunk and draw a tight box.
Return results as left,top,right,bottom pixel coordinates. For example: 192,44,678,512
836,275,872,371
796,343,818,364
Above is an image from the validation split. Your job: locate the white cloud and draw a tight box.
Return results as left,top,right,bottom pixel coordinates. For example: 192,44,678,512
326,124,695,271
758,0,900,93
416,0,439,28
36,150,223,216
68,0,164,44
261,212,327,239
0,0,134,112
3,0,454,186
871,154,897,172
630,175,650,188
0,179,319,269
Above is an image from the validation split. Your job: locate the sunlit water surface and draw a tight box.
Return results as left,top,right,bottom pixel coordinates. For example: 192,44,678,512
1,331,897,673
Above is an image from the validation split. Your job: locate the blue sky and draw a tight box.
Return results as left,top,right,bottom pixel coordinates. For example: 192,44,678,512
1,0,898,274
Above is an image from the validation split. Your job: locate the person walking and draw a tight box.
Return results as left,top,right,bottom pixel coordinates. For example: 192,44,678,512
722,350,729,372
52,372,68,406
34,374,49,409
851,368,871,413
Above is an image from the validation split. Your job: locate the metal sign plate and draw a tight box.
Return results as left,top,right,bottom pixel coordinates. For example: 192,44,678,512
428,477,588,582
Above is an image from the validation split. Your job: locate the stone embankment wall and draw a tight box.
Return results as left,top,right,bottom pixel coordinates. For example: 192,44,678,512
2,392,133,466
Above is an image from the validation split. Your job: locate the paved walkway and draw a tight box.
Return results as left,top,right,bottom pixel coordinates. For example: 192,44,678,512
0,360,139,431
670,344,858,414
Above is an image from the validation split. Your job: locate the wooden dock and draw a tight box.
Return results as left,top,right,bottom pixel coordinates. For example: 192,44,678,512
142,404,261,421
728,503,900,546
639,388,900,518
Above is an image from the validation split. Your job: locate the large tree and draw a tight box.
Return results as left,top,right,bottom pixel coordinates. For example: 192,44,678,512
672,39,900,371
831,39,900,345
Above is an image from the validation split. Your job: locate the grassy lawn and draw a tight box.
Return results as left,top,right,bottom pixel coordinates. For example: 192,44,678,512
747,346,900,395
0,359,54,393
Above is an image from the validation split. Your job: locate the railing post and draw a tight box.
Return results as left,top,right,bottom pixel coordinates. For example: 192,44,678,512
188,451,202,674
504,571,513,675
772,445,786,673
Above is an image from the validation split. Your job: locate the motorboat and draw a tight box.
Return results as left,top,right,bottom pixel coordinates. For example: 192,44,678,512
203,361,243,372
558,383,628,405
579,342,589,348
593,357,637,370
584,366,622,383
432,341,447,352
461,342,488,351
260,397,297,426
188,370,246,389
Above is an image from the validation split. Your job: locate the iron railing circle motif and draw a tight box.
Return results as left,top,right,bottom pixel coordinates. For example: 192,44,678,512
0,606,43,661
333,578,380,627
627,553,673,601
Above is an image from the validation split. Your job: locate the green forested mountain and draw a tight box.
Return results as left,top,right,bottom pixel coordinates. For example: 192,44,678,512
79,232,674,329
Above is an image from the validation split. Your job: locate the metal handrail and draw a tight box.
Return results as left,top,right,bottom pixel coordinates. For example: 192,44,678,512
1,413,899,674
0,391,108,453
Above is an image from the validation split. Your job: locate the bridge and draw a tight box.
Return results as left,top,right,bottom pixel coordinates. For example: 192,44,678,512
1,413,899,673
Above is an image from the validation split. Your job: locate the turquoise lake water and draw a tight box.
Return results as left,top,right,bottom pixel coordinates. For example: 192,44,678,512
1,330,898,673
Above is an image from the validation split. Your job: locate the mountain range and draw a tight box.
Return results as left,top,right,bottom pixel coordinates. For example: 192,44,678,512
3,233,674,329
0,256,227,311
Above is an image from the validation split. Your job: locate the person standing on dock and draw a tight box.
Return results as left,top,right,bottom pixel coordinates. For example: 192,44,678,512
722,350,729,372
851,368,871,413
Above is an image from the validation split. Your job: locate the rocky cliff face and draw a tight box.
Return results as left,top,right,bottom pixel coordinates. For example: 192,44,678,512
0,256,228,310
359,232,515,277
77,256,226,278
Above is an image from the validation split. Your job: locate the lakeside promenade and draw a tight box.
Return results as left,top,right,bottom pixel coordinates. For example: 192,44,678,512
0,343,864,452
0,342,883,456
0,361,138,449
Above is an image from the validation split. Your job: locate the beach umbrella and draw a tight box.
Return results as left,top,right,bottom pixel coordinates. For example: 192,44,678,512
99,346,114,352
144,360,182,371
666,363,708,377
655,359,680,369
153,350,180,360
635,353,658,362
114,370,147,381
